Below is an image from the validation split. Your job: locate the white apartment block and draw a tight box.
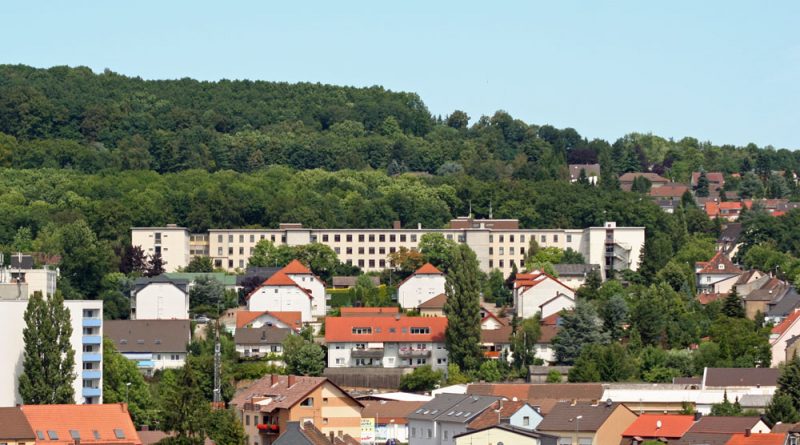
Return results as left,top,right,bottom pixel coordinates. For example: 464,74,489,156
0,299,103,406
132,219,645,278
325,314,449,370
0,265,58,299
131,225,191,272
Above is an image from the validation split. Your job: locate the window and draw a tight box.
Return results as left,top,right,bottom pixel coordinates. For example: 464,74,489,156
400,235,407,242
444,431,449,440
379,234,385,242
239,247,244,254
489,247,493,255
559,439,572,445
379,247,385,254
335,358,344,365
411,234,417,242
36,431,45,440
369,247,375,254
554,234,559,242
427,429,432,438
411,428,416,438
437,358,447,364
499,235,504,242
718,264,725,270
540,235,546,242
346,247,353,254
246,415,250,425
369,234,375,242
322,234,328,242
358,247,365,254
446,234,453,240
217,234,223,242
510,247,515,255
323,397,329,404
379,259,386,268
300,397,313,407
358,260,364,267
250,234,255,243
369,260,375,268
47,431,59,440
567,234,572,242
499,247,504,255
335,247,341,254
410,327,430,334
228,247,233,255
346,234,353,242
359,234,365,242
499,260,504,268
416,358,427,365
579,439,592,445
323,418,329,425
228,234,233,243
352,327,372,334
70,430,80,440
521,234,525,242
334,234,340,242
92,430,100,440
114,429,126,440
523,416,530,426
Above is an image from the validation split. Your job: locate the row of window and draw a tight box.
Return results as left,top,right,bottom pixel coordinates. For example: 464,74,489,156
351,327,431,334
211,232,574,245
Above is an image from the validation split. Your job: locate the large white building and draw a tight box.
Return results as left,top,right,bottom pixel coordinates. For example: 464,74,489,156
0,299,103,405
131,219,645,277
0,254,58,300
325,311,448,370
130,275,190,320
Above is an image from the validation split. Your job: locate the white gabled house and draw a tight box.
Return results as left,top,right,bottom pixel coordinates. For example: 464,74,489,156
539,293,575,320
695,252,743,294
280,259,327,318
513,271,575,319
397,263,446,309
246,271,313,322
130,275,190,320
770,309,800,367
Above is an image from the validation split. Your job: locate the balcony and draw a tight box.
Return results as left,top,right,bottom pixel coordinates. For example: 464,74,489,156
257,424,279,435
83,353,101,362
82,335,102,345
82,318,101,328
82,387,101,398
398,348,431,358
351,348,385,359
82,370,102,380
136,360,155,369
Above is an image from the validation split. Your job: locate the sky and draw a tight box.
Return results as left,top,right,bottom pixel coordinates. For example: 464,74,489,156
3,1,799,149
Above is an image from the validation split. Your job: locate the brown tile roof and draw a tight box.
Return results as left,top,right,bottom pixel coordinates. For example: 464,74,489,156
696,252,743,275
467,400,528,429
137,431,215,445
704,368,780,387
21,404,141,445
538,325,560,344
234,326,292,345
466,383,603,414
569,164,600,180
480,325,513,344
418,293,447,309
0,407,35,440
231,375,362,413
537,401,628,432
619,172,670,183
687,416,764,434
104,320,190,353
671,432,733,445
361,400,425,425
650,183,690,198
235,310,303,330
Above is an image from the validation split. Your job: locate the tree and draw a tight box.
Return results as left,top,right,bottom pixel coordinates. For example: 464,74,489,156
765,392,800,424
54,219,115,297
776,355,800,411
103,338,157,427
160,361,210,443
147,251,166,277
552,302,607,365
695,171,710,197
484,269,511,305
399,365,442,392
206,409,247,445
546,370,562,383
631,176,652,194
511,316,541,369
739,172,764,199
478,360,503,382
282,335,325,376
445,110,470,130
710,391,743,416
353,274,384,307
721,287,745,318
388,246,425,275
569,343,636,382
19,291,76,404
120,245,148,275
560,248,585,264
575,269,602,300
184,256,213,273
444,245,483,372
601,294,628,341
189,276,225,316
445,363,471,385
292,243,339,282
11,226,34,252
418,233,458,272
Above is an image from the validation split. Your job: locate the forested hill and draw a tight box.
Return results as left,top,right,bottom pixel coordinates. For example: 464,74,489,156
1,64,798,179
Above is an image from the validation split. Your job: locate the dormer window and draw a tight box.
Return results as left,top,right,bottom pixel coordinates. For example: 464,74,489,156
718,264,725,270
352,327,372,334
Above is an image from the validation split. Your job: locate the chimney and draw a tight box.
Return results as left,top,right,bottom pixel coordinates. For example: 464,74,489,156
745,428,751,437
393,221,401,230
141,425,150,432
694,412,702,421
329,432,335,442
288,375,296,387
271,374,279,386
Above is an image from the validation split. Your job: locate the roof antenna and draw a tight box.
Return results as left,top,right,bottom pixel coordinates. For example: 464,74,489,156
489,200,493,219
468,200,473,219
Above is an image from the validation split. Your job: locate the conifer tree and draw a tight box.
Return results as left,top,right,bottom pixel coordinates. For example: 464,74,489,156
696,171,710,197
722,287,745,318
444,244,483,372
19,291,76,404
146,251,166,277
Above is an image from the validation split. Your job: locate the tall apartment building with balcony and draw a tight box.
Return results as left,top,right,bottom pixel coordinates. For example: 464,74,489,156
325,312,448,370
0,299,103,405
133,219,645,278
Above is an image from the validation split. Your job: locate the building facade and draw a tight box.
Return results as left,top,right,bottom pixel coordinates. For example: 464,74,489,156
131,225,191,272
132,219,646,277
130,276,190,320
0,261,58,300
0,299,103,405
104,319,191,376
397,263,446,309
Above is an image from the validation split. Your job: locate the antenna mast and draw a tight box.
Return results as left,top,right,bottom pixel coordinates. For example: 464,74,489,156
212,321,222,405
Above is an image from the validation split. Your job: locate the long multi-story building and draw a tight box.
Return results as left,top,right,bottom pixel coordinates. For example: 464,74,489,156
0,299,103,405
132,218,645,277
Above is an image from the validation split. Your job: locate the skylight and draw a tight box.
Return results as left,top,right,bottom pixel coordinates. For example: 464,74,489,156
93,430,101,440
114,429,126,439
36,431,44,440
70,430,80,440
47,431,58,440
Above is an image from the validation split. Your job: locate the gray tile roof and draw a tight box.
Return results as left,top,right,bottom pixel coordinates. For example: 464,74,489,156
537,401,625,432
768,288,800,317
104,319,191,353
704,367,779,387
407,394,499,424
234,326,292,345
552,263,600,277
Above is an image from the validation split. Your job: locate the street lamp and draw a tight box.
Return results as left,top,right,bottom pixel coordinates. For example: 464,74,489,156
575,415,583,445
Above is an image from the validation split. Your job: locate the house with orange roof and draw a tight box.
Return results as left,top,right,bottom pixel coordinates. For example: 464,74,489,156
20,403,141,445
705,200,753,221
247,271,314,322
513,271,575,319
724,432,786,445
235,310,303,332
397,263,446,309
231,374,363,445
281,259,327,318
620,414,696,444
770,309,800,366
325,314,448,370
695,252,744,294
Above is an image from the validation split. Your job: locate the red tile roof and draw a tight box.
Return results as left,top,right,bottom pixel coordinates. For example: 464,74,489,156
235,310,302,330
467,400,528,429
622,414,696,439
282,259,312,274
725,433,786,445
415,263,443,275
324,315,447,342
263,271,300,286
772,309,800,335
21,404,141,445
696,252,743,275
650,184,690,198
693,172,726,186
515,271,574,293
340,307,399,316
232,374,362,413
698,293,728,305
361,400,426,425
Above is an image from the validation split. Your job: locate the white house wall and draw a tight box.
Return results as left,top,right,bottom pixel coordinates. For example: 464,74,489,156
398,275,446,309
133,283,189,320
247,286,312,322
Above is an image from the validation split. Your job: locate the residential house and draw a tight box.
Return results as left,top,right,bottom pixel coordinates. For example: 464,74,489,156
535,324,560,365
513,271,575,319
361,400,425,444
672,432,734,445
131,224,190,272
696,252,743,294
536,401,637,445
466,400,543,431
281,260,327,318
650,183,691,213
706,201,753,221
480,325,513,361
231,374,363,445
325,314,448,370
235,310,303,333
331,276,380,289
0,254,58,299
620,172,671,191
247,271,313,322
692,172,726,195
770,310,800,366
569,164,600,185
466,383,605,415
130,275,190,320
718,223,743,257
398,263,447,309
454,425,557,445
479,308,508,330
621,414,696,444
419,293,447,317
235,325,292,360
725,433,786,444
766,287,800,325
0,407,35,445
406,394,500,445
340,306,400,317
743,277,788,320
0,299,103,406
104,319,191,376
20,403,142,445
687,416,771,435
272,421,359,445
552,264,601,289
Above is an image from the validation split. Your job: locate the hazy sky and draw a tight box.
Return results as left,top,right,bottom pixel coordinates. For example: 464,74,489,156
4,1,799,148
